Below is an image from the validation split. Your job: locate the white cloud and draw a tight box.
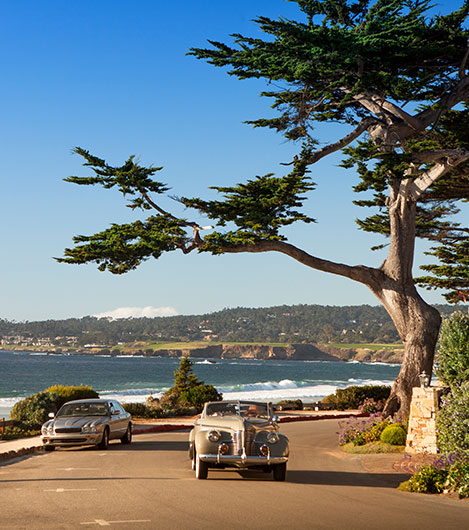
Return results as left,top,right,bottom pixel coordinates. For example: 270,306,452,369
94,306,179,320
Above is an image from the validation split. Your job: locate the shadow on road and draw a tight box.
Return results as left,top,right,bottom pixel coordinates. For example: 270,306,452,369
125,440,188,451
286,469,408,488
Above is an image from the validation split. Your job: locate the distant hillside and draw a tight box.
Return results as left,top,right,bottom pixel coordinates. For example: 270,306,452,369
0,304,460,348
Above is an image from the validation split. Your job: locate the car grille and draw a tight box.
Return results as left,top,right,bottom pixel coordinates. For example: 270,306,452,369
52,438,88,444
55,427,82,433
230,430,261,456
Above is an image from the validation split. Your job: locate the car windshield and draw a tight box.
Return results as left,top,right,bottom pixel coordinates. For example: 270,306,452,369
206,402,269,419
57,403,108,417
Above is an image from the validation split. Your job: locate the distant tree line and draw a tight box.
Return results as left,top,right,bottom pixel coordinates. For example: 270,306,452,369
0,304,458,347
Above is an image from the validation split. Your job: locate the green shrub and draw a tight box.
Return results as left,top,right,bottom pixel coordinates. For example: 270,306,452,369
445,460,469,498
10,391,60,429
436,312,469,390
10,385,100,429
158,355,222,414
398,464,447,494
179,384,222,412
275,399,303,411
358,397,385,414
322,385,391,410
338,414,384,446
363,420,391,444
122,402,171,418
380,424,407,445
45,384,99,409
436,383,469,457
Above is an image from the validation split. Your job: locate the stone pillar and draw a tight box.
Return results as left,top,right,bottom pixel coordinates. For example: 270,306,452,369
405,386,442,454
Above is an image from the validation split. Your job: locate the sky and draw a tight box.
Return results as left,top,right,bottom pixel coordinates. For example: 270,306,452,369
0,0,467,322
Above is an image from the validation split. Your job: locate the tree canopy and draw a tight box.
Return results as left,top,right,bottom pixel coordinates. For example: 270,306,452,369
58,0,469,414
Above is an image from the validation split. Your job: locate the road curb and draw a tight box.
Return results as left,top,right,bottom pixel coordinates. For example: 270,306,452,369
278,412,368,423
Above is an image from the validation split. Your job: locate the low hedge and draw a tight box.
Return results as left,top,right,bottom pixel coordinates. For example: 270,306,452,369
321,385,391,410
10,385,99,429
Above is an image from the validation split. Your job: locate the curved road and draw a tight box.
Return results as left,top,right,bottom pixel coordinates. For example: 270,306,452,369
1,420,468,529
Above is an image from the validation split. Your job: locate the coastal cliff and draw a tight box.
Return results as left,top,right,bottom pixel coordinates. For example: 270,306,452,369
125,343,404,363
5,342,404,363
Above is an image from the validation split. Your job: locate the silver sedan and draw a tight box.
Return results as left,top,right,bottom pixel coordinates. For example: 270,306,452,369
41,398,132,451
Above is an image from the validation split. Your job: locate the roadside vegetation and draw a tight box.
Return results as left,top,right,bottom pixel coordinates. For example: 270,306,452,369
2,385,98,440
398,313,469,498
123,356,222,418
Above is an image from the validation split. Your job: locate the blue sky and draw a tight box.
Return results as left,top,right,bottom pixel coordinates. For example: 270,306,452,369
1,0,467,321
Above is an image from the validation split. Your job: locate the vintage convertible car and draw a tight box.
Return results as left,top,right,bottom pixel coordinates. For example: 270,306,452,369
189,400,289,480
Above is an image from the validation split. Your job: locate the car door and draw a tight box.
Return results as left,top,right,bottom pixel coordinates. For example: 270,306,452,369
108,400,127,439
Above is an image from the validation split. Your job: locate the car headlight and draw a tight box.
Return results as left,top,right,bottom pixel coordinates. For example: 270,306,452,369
267,432,279,444
42,424,54,435
82,424,97,433
208,430,221,442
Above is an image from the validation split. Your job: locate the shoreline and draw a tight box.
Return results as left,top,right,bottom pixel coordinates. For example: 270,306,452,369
1,343,404,364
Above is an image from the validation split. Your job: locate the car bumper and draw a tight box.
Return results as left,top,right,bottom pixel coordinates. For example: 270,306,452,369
199,453,288,466
41,433,103,447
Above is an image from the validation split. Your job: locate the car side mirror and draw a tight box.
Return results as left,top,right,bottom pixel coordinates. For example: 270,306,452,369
48,412,55,419
272,415,279,423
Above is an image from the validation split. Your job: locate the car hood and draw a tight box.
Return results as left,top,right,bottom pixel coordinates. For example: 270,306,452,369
196,415,272,431
52,416,108,428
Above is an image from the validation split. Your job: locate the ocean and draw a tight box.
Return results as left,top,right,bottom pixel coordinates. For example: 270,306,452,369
0,349,400,418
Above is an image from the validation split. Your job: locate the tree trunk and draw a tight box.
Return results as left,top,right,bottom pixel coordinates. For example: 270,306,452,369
369,190,441,417
373,283,442,417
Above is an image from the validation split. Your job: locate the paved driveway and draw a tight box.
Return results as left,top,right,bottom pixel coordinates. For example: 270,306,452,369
0,420,468,529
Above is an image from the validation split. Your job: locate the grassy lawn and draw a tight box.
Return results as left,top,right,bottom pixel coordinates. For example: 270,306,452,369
341,442,405,454
128,340,290,350
328,343,403,351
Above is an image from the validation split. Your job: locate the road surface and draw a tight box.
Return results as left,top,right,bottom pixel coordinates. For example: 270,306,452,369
0,420,468,529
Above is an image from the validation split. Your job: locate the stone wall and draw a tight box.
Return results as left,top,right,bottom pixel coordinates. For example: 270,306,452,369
405,386,443,454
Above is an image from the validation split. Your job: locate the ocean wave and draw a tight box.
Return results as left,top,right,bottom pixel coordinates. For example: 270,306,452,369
195,360,217,365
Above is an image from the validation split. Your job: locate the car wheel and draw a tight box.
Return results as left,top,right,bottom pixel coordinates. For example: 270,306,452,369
190,445,196,470
121,424,132,444
195,452,208,480
273,463,287,482
44,445,55,452
98,428,110,450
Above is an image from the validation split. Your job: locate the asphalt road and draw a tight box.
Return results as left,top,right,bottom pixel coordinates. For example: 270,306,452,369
1,420,468,529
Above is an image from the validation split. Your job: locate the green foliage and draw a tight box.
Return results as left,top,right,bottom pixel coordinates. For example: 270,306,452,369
0,303,414,345
322,384,391,410
436,383,469,457
45,384,99,409
445,460,469,498
435,312,469,389
158,356,223,413
173,356,200,391
10,391,60,429
179,384,222,411
122,402,173,419
362,420,391,444
275,399,304,411
379,423,407,445
0,425,40,440
182,168,316,249
341,441,404,454
338,414,387,446
10,385,100,429
398,464,447,494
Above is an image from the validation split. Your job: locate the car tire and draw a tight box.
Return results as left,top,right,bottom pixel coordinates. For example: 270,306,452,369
121,424,132,444
98,428,110,450
190,446,196,470
195,451,208,480
273,463,287,482
44,445,55,452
